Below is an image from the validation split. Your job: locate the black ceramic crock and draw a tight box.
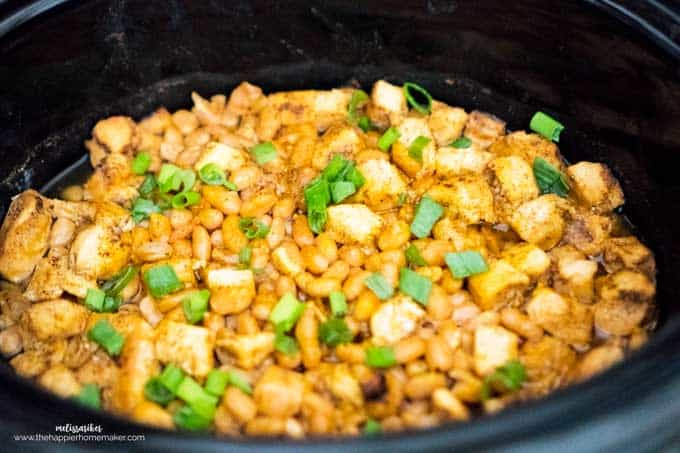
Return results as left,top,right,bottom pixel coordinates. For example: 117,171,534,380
1,1,679,452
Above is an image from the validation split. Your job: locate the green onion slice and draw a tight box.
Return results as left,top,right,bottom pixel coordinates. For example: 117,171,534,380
171,190,201,209
330,181,357,204
131,198,161,224
204,369,230,397
132,152,152,175
322,154,350,182
251,142,278,165
318,318,354,347
399,267,432,305
364,418,382,436
84,288,106,312
87,320,125,356
238,217,270,239
405,244,427,266
410,196,444,238
138,174,157,197
533,157,570,197
348,89,369,123
450,136,472,149
403,82,433,114
101,265,138,296
358,116,373,132
304,177,331,209
176,376,219,420
329,291,348,317
364,273,394,300
480,360,527,401
445,251,489,279
238,246,252,267
182,289,211,324
159,364,184,394
377,127,401,152
101,295,122,313
269,293,305,332
144,377,175,406
397,192,408,206
530,111,564,142
274,332,299,355
408,136,430,162
173,405,210,431
224,180,238,191
226,370,253,395
339,164,366,189
143,264,183,298
158,164,196,194
365,346,397,368
74,383,101,409
198,163,227,186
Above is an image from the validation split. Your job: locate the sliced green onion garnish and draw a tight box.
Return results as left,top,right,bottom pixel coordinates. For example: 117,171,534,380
364,273,394,300
144,377,175,405
131,198,161,223
198,163,227,186
397,192,407,206
365,346,397,368
159,364,184,394
131,152,152,175
530,111,564,142
307,208,327,235
445,251,488,279
329,291,348,317
533,157,570,197
330,181,356,203
158,164,196,194
101,295,122,313
304,177,331,209
171,190,201,209
84,288,106,312
405,244,427,266
143,264,183,298
322,154,350,182
274,332,299,355
224,180,238,191
226,370,253,395
480,360,527,401
176,376,218,420
377,127,401,151
238,246,252,267
182,289,211,324
269,293,305,332
399,267,432,305
318,318,353,347
74,383,101,409
101,265,138,296
450,136,472,148
348,89,369,123
358,116,373,132
340,164,366,189
410,196,444,238
238,217,270,239
204,369,230,397
87,320,124,356
408,136,430,162
363,418,382,436
251,142,278,165
173,405,210,431
138,174,157,197
403,82,433,114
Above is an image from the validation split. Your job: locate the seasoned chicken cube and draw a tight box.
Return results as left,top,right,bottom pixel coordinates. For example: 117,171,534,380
23,299,88,341
562,211,612,256
111,333,158,414
370,295,426,345
193,141,246,173
70,224,131,281
356,159,408,210
23,247,68,302
266,89,352,131
526,288,593,346
204,267,256,314
319,363,364,407
474,325,518,376
489,131,562,169
155,320,215,378
427,101,468,147
216,331,275,369
520,336,575,394
435,147,493,178
92,116,137,155
501,243,550,279
313,124,363,170
0,190,52,283
396,117,436,174
468,260,530,310
489,156,539,214
85,153,142,205
551,246,598,304
463,111,506,149
38,364,81,398
254,366,305,417
566,162,624,213
226,81,264,115
367,80,407,127
593,270,654,336
326,204,383,245
431,219,486,254
510,195,565,250
427,177,495,225
603,236,655,277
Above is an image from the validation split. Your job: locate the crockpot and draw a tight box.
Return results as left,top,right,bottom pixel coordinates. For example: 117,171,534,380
1,1,679,451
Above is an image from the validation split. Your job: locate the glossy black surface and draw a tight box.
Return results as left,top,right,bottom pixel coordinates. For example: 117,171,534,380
0,1,679,451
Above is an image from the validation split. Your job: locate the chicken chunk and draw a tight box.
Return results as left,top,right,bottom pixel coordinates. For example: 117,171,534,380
154,320,214,378
111,332,158,414
204,268,256,315
314,124,364,170
326,204,383,245
370,295,426,345
427,177,495,225
356,159,408,210
193,141,246,173
603,236,655,277
474,325,518,376
319,363,364,407
427,101,468,147
551,246,598,304
92,116,137,155
463,111,506,149
265,89,352,132
431,219,486,254
573,344,624,381
489,131,562,169
23,247,68,302
562,211,612,256
501,243,551,279
489,156,539,218
226,82,264,115
520,336,576,394
435,147,493,178
526,288,593,346
0,190,52,283
510,195,565,250
70,224,130,281
566,162,624,213
22,299,88,341
85,153,142,205
367,80,407,127
216,331,275,369
468,260,530,310
593,270,654,336
38,364,81,398
254,366,305,417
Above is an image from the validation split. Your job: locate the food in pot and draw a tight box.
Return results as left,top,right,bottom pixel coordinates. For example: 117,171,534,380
0,80,656,436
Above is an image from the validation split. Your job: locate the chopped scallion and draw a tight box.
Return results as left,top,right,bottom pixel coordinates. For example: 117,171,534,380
364,273,394,300
397,192,408,206
269,293,306,332
480,360,527,401
403,82,433,114
138,174,157,197
84,288,106,312
363,418,382,436
377,127,400,151
226,370,253,395
318,318,353,347
405,244,427,266
348,89,369,123
340,164,366,189
365,346,397,368
131,198,161,223
131,152,151,175
275,332,299,355
238,217,270,239
74,383,101,409
144,377,175,406
198,163,227,186
171,190,201,209
358,116,373,132
158,164,196,194
87,320,124,356
204,369,230,398
329,291,348,317
182,289,211,324
238,247,252,267
408,136,430,162
533,157,570,197
530,111,564,142
322,154,350,182
330,180,356,203
251,142,278,165
450,136,472,148
410,196,444,238
158,364,184,394
176,376,218,420
100,265,138,296
399,267,432,305
173,405,210,431
445,251,488,279
143,264,183,298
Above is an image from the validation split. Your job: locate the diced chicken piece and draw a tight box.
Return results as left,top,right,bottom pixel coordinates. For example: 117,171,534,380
489,156,539,213
431,219,486,254
46,198,96,225
356,159,408,210
526,288,593,346
428,101,468,147
510,195,565,250
193,141,246,173
566,162,624,213
593,270,654,336
266,89,352,131
191,92,222,126
154,320,214,378
216,331,275,369
370,295,426,345
0,190,52,283
70,224,131,281
468,260,530,310
489,131,562,169
22,299,88,341
603,236,655,277
23,247,68,302
367,80,407,127
254,366,305,417
396,117,437,175
0,283,31,329
38,364,81,398
501,243,550,279
10,350,49,378
574,344,624,381
76,352,119,388
435,147,493,178
85,153,141,205
226,82,264,115
552,246,598,304
111,332,158,414
313,123,363,170
427,177,495,225
92,116,137,155
326,204,383,245
204,268,256,314
319,363,364,407
562,211,612,256
474,325,518,376
132,400,174,429
463,111,506,149
520,336,576,394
